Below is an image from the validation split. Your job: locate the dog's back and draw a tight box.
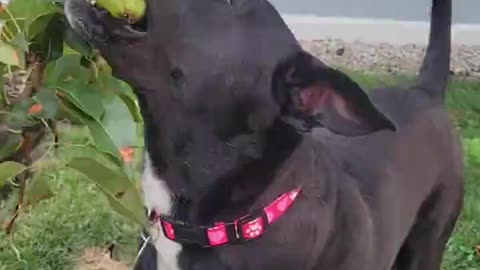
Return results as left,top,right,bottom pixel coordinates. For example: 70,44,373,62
320,0,461,193
316,1,464,269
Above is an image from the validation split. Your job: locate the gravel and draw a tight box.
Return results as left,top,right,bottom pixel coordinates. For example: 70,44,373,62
299,39,480,79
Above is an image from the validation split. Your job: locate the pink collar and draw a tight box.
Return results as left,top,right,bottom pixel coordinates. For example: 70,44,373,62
151,188,302,247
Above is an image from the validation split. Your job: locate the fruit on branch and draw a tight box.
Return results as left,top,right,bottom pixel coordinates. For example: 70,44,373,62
92,0,146,23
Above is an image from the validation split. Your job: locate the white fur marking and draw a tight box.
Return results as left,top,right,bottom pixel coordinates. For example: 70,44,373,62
142,153,182,270
63,0,77,28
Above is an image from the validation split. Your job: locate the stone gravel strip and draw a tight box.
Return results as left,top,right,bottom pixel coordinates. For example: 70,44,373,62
300,39,480,79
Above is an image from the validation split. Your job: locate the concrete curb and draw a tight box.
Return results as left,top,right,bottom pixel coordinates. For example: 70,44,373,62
282,15,480,46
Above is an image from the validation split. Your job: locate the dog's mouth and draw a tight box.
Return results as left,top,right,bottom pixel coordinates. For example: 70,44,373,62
90,1,148,38
130,13,148,33
65,0,148,42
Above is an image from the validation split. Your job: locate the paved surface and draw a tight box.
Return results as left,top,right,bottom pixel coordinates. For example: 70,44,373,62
282,15,480,46
272,0,480,24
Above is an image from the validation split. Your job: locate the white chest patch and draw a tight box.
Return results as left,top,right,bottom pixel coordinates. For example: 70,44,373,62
142,153,182,270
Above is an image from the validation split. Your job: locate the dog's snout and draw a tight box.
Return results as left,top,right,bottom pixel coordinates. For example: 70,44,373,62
65,0,115,43
65,0,148,44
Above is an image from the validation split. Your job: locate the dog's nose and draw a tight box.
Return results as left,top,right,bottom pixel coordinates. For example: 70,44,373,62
65,0,107,42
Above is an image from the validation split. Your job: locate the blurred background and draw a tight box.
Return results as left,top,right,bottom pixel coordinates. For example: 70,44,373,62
271,0,480,24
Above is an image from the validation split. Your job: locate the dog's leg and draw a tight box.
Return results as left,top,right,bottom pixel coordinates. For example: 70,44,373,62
392,179,463,270
133,210,158,270
134,237,158,270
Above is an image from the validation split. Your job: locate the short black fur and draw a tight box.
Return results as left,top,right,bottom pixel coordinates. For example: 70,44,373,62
65,0,463,269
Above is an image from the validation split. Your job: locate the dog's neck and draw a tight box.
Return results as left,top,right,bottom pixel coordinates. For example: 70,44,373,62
142,115,324,224
192,119,306,223
135,84,336,224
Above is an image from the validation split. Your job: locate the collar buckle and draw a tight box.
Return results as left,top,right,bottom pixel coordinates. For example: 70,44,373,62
234,210,268,242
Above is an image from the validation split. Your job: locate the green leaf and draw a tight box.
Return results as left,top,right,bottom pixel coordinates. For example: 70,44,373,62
116,88,143,123
0,41,22,66
59,99,121,164
25,175,54,206
0,0,58,34
68,158,130,194
86,117,124,163
94,72,143,123
0,161,26,188
135,122,145,147
67,157,146,225
44,54,90,86
28,13,56,40
32,88,59,119
102,185,146,226
56,81,104,120
6,98,38,129
0,133,22,161
0,75,5,108
63,28,93,57
10,33,29,52
29,15,65,61
101,95,139,148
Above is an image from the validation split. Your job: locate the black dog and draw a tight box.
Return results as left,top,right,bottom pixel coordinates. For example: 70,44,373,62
65,0,463,269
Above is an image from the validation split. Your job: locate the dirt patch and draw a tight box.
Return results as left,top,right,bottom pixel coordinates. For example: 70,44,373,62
74,247,130,270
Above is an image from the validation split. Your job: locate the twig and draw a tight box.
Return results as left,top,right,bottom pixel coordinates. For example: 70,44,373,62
1,26,13,41
4,196,22,234
9,235,22,261
3,6,22,34
3,118,55,234
0,126,23,134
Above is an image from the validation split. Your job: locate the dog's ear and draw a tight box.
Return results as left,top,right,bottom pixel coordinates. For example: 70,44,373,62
272,51,396,136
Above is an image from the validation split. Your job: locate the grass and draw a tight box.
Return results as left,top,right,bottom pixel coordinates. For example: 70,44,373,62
0,72,479,270
0,127,140,270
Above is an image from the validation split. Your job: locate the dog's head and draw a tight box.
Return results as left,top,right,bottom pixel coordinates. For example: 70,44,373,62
65,0,395,197
64,0,300,92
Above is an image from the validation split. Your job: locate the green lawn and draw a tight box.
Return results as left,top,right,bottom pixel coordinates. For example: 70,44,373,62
0,72,479,270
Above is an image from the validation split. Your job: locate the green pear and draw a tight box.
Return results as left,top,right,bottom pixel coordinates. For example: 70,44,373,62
94,0,146,23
